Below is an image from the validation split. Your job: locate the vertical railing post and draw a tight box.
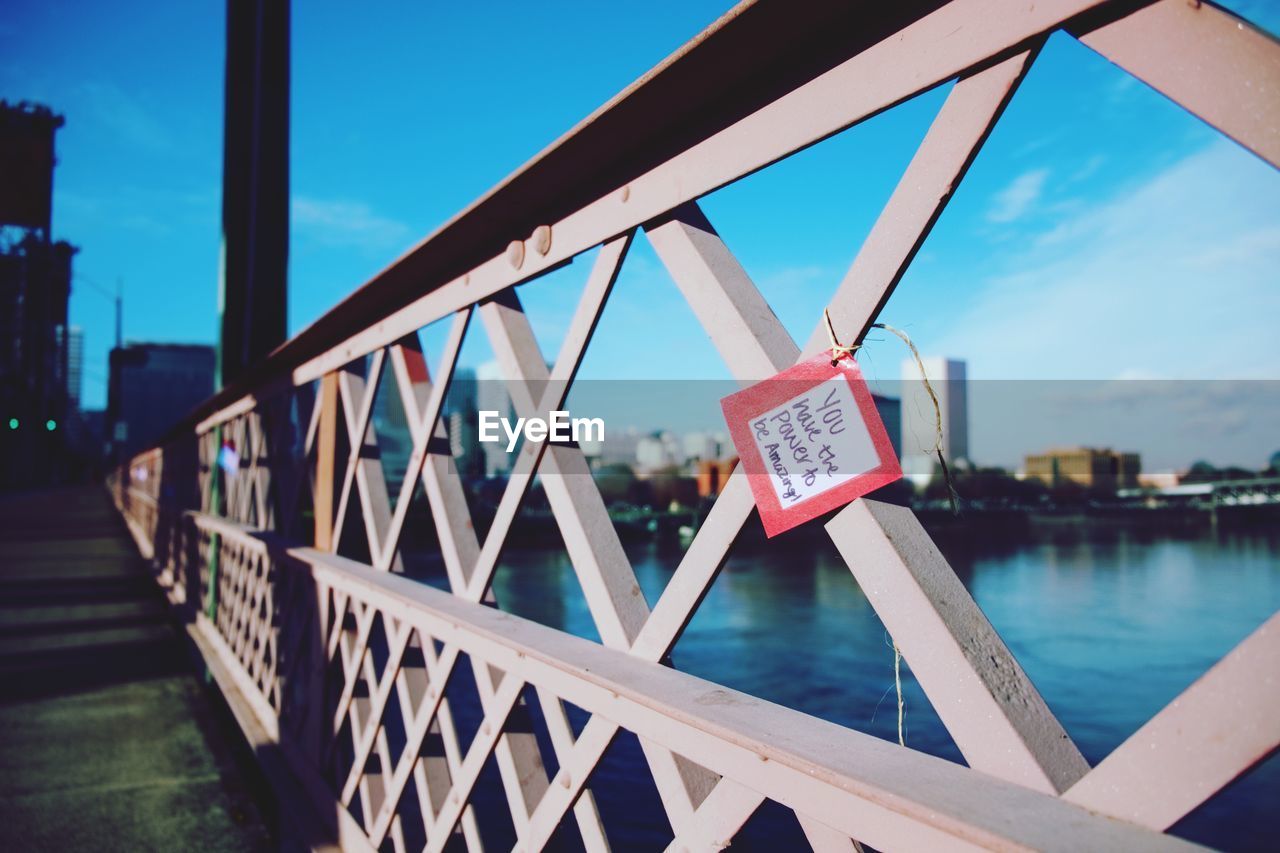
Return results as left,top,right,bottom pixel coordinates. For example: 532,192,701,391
314,371,338,551
206,424,223,623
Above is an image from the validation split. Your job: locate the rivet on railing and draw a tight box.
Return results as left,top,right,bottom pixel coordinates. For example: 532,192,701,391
507,239,525,269
531,224,552,256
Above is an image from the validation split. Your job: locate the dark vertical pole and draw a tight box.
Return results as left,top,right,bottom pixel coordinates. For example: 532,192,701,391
115,278,123,349
218,0,289,390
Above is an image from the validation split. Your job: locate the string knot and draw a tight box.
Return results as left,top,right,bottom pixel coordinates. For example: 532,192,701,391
823,309,861,364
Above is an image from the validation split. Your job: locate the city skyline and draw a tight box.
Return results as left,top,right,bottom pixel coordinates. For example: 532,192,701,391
431,354,1279,475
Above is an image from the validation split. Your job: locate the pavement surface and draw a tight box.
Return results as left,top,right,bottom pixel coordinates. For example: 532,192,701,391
0,486,276,851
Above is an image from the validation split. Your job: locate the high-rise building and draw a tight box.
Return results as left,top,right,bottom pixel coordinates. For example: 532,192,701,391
900,357,968,487
476,361,511,477
107,343,216,462
445,367,482,479
373,372,413,496
871,393,901,459
67,326,83,409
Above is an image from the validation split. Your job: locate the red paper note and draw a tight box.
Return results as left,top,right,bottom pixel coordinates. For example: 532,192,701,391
721,354,902,537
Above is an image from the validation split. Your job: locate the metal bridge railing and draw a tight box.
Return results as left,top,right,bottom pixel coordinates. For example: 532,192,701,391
108,1,1280,850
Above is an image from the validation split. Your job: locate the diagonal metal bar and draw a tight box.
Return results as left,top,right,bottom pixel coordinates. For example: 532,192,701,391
797,813,866,853
533,687,610,853
341,616,412,805
331,600,378,738
480,287,725,836
373,238,631,841
663,778,763,853
826,499,1089,792
1064,610,1280,830
479,293,649,648
1072,0,1280,169
644,43,1088,804
383,632,484,852
333,348,387,555
379,309,472,574
630,42,1048,667
423,672,524,852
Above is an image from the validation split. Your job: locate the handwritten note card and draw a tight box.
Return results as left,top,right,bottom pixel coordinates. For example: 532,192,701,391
721,355,902,537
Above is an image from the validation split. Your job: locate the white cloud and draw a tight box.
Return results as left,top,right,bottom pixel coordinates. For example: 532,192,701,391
931,139,1280,381
81,82,171,151
291,196,412,253
986,168,1049,223
760,264,828,290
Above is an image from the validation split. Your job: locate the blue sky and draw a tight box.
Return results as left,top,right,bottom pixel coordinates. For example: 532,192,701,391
3,1,1278,468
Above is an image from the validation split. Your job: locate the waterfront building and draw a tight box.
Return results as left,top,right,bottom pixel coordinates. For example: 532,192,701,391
1024,446,1141,491
696,458,738,498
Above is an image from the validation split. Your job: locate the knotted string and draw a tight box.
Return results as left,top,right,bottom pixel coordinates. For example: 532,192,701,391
823,308,861,363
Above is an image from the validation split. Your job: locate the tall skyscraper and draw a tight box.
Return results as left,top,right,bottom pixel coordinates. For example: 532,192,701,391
67,326,83,410
445,367,482,479
900,357,968,487
476,360,511,477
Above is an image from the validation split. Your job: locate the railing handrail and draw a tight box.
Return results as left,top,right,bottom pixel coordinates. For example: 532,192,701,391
180,509,1197,852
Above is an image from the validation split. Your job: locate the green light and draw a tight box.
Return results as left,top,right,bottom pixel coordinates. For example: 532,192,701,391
45,419,56,431
6,418,16,430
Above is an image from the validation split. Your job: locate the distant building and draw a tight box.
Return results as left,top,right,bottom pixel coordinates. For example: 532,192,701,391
1138,472,1179,490
443,367,482,478
107,343,216,461
682,431,719,464
67,325,83,409
871,393,901,459
587,425,641,467
901,357,967,486
1024,447,1141,491
476,361,511,477
696,458,738,498
373,372,412,495
635,434,673,472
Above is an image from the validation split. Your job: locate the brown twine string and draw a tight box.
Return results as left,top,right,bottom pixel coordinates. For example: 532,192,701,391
825,308,966,749
823,309,959,515
893,641,905,747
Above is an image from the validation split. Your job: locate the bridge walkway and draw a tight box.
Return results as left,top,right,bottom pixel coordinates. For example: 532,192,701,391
0,485,275,851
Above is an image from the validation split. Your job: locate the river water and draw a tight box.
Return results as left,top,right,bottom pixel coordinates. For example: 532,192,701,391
411,521,1279,850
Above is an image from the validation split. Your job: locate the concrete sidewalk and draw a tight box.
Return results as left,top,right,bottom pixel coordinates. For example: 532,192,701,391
0,486,275,851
